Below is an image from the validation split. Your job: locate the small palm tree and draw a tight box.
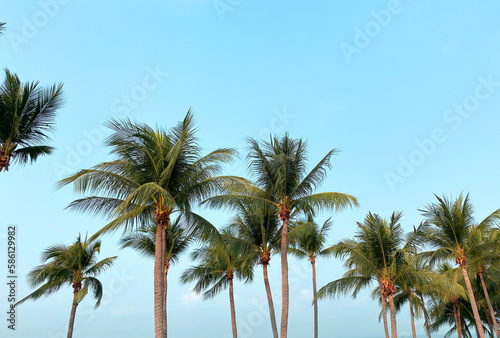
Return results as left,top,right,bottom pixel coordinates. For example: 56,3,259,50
467,227,500,337
16,235,116,338
0,69,64,172
421,193,500,338
316,212,438,338
226,201,282,338
288,216,333,338
205,134,359,338
119,217,192,334
0,23,5,36
180,229,254,338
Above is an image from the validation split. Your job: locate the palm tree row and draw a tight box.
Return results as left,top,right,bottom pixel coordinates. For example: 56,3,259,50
11,108,500,338
317,194,500,338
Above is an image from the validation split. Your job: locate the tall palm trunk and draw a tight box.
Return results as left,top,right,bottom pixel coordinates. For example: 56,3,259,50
262,264,279,338
460,265,486,338
311,258,318,338
229,277,238,338
164,264,169,338
279,215,290,338
378,280,390,338
479,271,500,338
387,294,398,338
67,293,78,338
418,294,431,338
408,295,416,338
154,212,168,338
485,309,494,338
453,302,462,338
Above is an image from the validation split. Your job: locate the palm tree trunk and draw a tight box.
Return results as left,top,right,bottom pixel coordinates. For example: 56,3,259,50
378,280,390,338
387,294,398,338
263,264,279,338
485,309,494,338
280,216,289,338
311,260,318,338
457,304,462,338
229,278,238,338
408,295,416,338
479,272,500,338
460,265,486,338
418,294,432,338
164,266,169,338
67,294,78,338
154,219,167,338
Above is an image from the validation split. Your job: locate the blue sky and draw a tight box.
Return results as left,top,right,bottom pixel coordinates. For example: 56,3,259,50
1,1,500,337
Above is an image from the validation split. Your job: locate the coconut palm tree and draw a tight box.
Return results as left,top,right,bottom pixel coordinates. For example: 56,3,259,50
0,23,5,36
180,229,254,338
57,110,242,338
288,216,334,338
467,227,500,337
0,69,64,172
226,201,282,338
316,212,408,338
204,134,359,337
119,217,193,336
391,256,467,338
16,235,116,338
420,193,500,338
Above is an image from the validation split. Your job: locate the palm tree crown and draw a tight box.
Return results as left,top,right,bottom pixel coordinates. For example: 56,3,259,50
0,69,64,171
16,235,116,338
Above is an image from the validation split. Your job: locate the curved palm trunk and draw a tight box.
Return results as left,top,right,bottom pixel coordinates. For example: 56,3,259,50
154,215,167,338
311,260,318,338
387,294,397,338
67,293,79,338
408,295,416,338
460,265,486,338
229,278,238,338
479,272,500,338
280,216,290,338
262,264,279,338
378,280,390,338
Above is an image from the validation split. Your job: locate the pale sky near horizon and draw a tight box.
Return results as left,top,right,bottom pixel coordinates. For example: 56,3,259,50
1,1,500,337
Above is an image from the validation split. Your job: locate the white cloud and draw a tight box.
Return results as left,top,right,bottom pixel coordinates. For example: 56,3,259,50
182,291,202,307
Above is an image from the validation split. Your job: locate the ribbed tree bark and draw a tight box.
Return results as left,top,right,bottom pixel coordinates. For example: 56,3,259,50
408,295,416,338
485,309,494,338
154,211,167,338
263,264,279,338
229,278,238,338
279,215,290,338
457,304,462,338
67,294,78,338
418,294,432,338
311,258,318,338
387,294,398,338
378,280,390,338
460,265,486,338
164,264,169,338
479,272,500,338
